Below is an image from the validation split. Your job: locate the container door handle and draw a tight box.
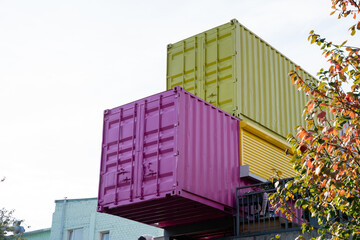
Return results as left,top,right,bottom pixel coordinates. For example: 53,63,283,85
129,104,137,202
155,95,162,196
114,108,123,205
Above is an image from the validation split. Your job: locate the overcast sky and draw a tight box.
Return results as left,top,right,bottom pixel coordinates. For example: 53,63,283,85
0,0,358,231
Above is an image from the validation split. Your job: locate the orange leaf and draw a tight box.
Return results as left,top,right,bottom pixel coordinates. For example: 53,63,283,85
291,74,297,85
350,111,357,119
320,179,327,188
295,66,301,71
297,130,307,140
333,162,339,171
306,135,314,141
307,160,314,169
308,102,316,113
329,128,338,135
339,189,345,196
327,127,337,135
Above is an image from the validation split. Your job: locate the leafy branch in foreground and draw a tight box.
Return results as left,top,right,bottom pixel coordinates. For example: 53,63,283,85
269,1,360,239
0,208,24,240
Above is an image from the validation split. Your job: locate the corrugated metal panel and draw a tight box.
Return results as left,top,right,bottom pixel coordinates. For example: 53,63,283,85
98,87,246,227
177,88,241,208
167,19,311,139
240,129,295,180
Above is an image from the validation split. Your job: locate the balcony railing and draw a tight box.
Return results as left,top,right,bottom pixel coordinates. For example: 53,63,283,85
235,179,310,237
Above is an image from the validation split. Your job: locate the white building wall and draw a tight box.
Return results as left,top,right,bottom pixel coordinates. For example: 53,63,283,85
49,198,163,240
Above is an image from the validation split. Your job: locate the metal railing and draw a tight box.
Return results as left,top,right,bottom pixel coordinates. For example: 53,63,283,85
235,179,308,237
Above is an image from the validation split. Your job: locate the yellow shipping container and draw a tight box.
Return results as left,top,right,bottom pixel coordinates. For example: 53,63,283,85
167,19,312,139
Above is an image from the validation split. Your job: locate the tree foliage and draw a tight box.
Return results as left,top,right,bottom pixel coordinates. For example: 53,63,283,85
0,209,23,240
0,178,24,240
269,1,360,239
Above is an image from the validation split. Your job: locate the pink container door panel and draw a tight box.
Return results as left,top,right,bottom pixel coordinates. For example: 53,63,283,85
99,91,179,209
134,96,178,200
100,105,138,206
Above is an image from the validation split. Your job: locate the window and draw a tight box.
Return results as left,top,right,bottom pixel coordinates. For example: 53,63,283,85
100,231,110,240
68,228,83,240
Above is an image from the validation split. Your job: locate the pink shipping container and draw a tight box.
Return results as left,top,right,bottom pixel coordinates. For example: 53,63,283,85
97,87,242,227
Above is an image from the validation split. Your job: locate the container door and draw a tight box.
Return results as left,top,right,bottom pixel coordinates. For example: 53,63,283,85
99,105,138,206
167,21,238,116
135,94,178,200
99,91,179,208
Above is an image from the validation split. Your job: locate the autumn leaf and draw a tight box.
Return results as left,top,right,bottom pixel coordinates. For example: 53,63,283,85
318,111,326,119
328,145,335,153
327,127,338,135
291,73,297,85
308,102,316,113
307,159,314,169
297,129,307,140
333,162,339,171
339,189,345,196
300,144,308,153
320,179,327,188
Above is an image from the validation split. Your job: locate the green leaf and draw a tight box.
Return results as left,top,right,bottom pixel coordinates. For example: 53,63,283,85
286,181,293,189
318,82,327,90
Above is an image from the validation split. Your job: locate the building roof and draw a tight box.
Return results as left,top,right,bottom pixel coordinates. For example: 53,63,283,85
22,228,51,235
54,197,97,203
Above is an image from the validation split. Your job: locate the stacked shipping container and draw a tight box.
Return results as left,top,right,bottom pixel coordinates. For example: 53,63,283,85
98,87,256,227
166,19,305,179
166,19,311,139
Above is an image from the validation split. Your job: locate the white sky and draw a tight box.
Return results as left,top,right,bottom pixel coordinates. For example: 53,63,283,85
0,0,358,231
